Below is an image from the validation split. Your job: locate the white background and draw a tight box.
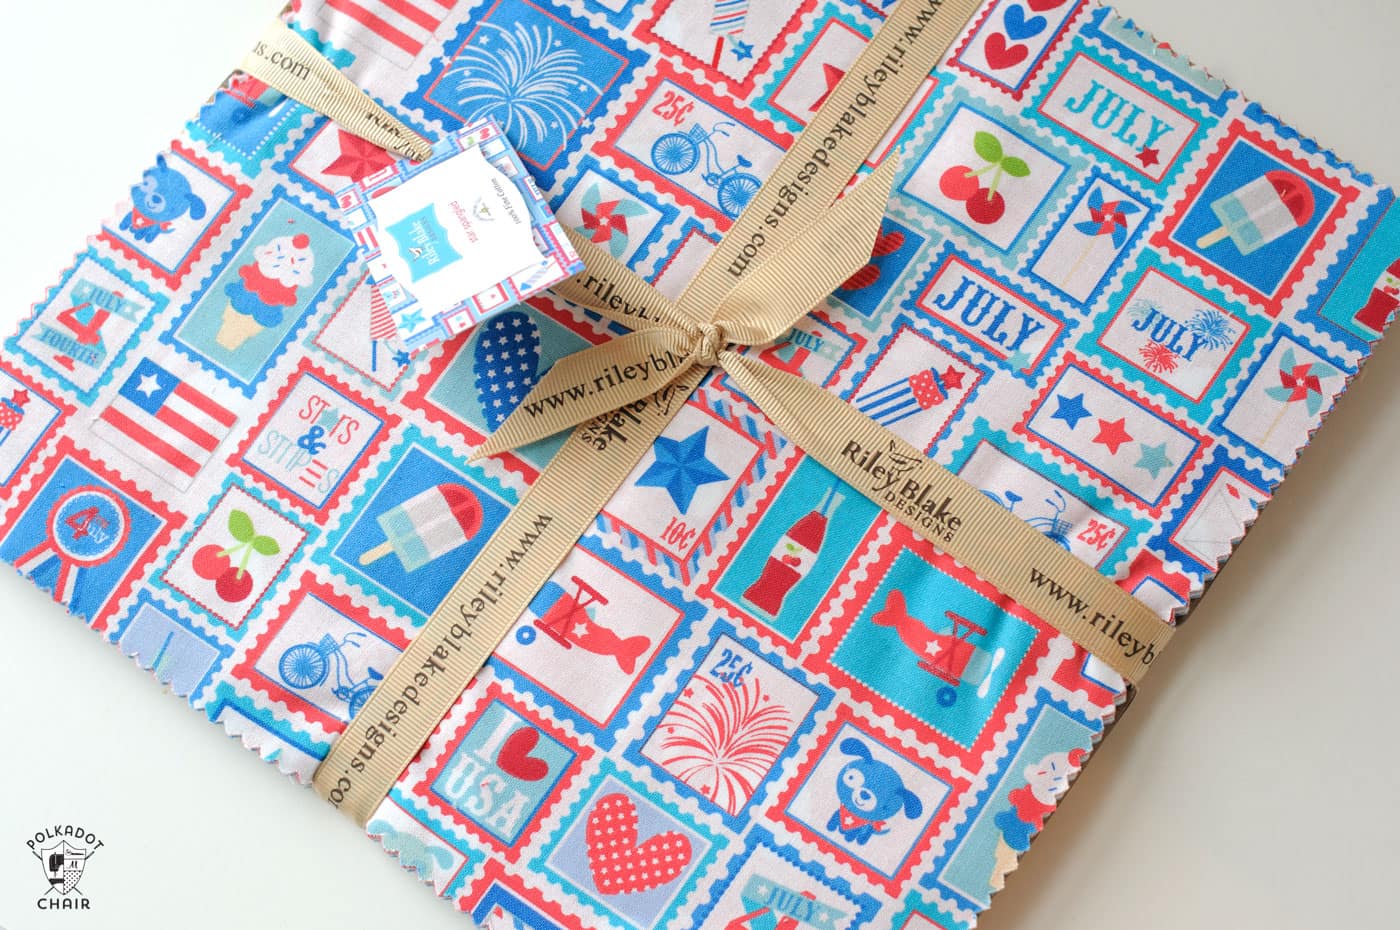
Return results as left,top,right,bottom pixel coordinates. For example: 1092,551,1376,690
1,1,1398,928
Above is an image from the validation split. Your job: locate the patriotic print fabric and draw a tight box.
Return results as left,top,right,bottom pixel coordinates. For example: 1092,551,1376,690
6,1,1397,928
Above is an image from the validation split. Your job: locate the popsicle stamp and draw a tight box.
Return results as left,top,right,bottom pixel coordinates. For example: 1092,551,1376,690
601,63,789,226
8,249,168,405
413,681,592,859
488,535,702,746
1153,119,1360,317
161,481,308,632
952,0,1083,99
98,142,250,289
700,453,883,651
690,825,880,930
772,708,968,895
538,763,721,930
1016,355,1210,515
231,359,395,516
234,576,409,732
317,428,516,625
404,0,647,187
0,438,179,632
947,417,1149,574
627,623,831,826
911,241,1067,384
164,189,356,396
804,526,1048,771
1079,250,1269,423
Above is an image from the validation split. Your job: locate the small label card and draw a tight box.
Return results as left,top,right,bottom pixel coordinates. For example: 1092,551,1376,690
338,118,583,351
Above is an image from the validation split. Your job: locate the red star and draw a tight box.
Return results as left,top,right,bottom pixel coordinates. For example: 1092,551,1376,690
1137,147,1160,167
581,199,631,243
323,131,396,182
1093,417,1134,455
941,366,965,391
1279,363,1322,401
8,389,29,408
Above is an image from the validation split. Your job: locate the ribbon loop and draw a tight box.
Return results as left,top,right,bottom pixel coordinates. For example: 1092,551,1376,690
693,323,728,367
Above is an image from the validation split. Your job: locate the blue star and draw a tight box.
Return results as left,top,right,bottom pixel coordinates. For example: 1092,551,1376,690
1050,392,1091,430
398,309,424,331
393,350,412,367
1134,442,1173,479
637,426,728,512
731,39,755,61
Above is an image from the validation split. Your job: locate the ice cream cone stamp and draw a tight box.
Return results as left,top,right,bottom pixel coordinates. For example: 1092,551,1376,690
220,233,315,350
988,748,1086,891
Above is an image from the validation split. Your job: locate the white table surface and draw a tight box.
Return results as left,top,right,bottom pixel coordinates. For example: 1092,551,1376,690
1,1,1397,928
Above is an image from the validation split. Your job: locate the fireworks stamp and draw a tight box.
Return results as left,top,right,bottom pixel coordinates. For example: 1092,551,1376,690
1079,250,1269,423
627,622,831,826
404,0,648,187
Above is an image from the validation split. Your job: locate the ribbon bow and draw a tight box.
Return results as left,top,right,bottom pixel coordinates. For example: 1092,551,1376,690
471,158,901,459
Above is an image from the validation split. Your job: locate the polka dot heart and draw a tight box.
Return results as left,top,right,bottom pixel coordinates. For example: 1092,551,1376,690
584,792,693,895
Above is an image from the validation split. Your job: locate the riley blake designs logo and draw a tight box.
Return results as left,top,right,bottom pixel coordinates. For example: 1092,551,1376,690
842,439,963,543
28,824,105,910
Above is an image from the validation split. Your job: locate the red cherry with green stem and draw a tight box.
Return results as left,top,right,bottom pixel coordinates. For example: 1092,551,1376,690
966,189,1007,225
939,166,982,201
192,544,230,580
216,567,254,603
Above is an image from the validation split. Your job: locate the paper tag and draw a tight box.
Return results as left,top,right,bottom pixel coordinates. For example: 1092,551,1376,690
338,119,583,351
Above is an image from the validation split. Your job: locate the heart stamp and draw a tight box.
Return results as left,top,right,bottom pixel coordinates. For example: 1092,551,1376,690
984,33,1030,71
1003,5,1048,41
496,726,550,782
585,792,693,895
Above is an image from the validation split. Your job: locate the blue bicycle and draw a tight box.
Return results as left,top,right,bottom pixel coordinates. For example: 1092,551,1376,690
983,489,1073,550
650,120,761,217
278,631,383,719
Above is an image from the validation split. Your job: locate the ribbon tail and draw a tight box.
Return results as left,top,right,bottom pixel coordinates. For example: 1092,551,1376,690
719,351,1171,685
554,230,702,335
472,329,697,459
707,157,900,344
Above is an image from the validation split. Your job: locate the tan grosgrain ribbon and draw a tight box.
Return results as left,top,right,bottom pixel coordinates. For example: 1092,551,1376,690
311,0,1174,826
